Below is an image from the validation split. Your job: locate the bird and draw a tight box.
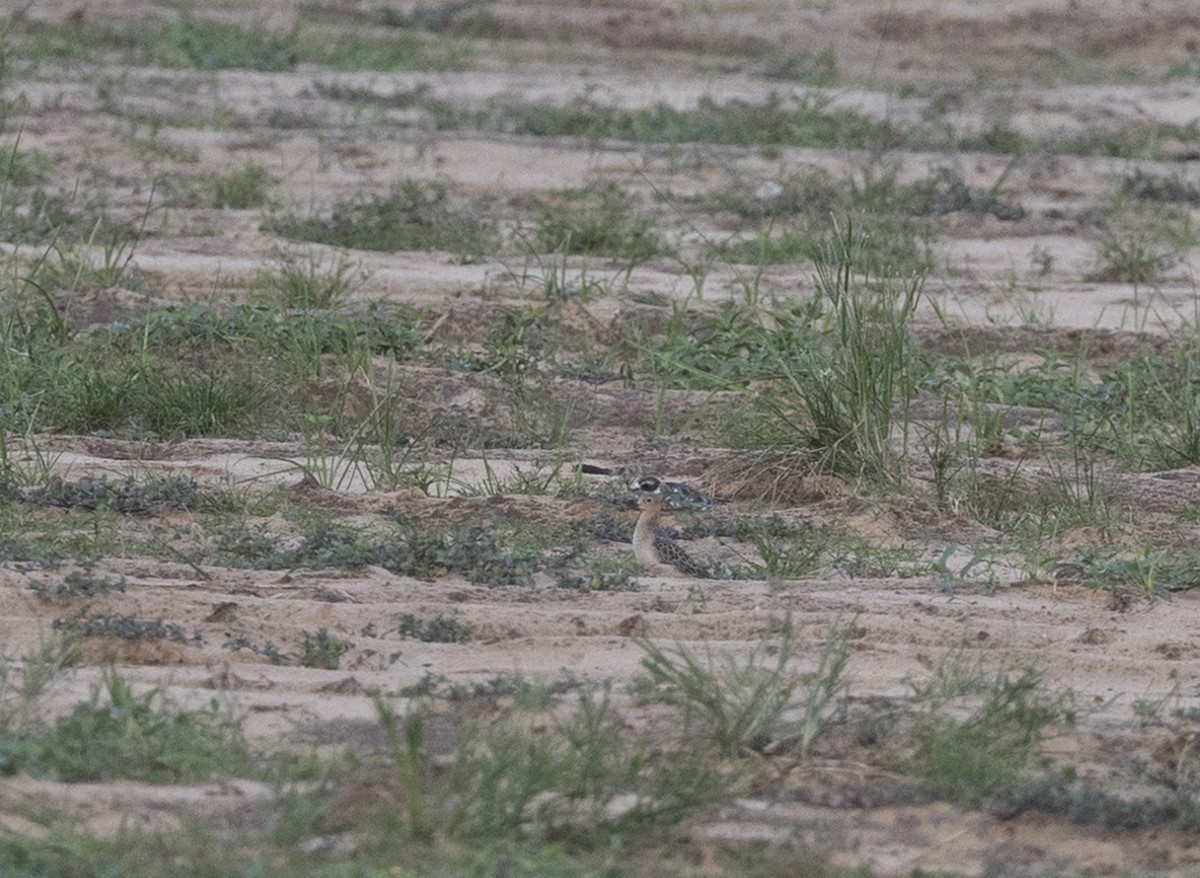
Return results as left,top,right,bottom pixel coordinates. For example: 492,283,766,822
576,464,726,511
631,494,711,578
629,474,726,511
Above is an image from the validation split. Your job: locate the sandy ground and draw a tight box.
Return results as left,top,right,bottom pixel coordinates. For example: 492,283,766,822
4,1,1200,875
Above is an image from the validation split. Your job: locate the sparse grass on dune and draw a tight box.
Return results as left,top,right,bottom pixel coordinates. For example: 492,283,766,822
533,184,670,262
0,285,429,439
7,9,1200,876
266,180,498,263
5,12,459,74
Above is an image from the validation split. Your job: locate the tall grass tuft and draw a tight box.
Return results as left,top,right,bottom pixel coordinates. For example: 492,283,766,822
751,221,924,485
638,616,850,756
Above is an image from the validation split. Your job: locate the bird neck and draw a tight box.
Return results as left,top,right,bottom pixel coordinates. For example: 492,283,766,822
632,506,661,564
635,504,662,532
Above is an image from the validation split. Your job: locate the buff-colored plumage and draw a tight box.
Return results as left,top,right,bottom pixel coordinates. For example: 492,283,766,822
632,495,710,578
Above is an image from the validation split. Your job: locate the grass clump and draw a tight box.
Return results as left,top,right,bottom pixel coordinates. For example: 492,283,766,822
217,513,546,587
247,249,367,310
891,166,1025,220
0,299,274,436
110,300,423,373
5,669,252,783
119,13,301,71
299,628,351,669
205,162,276,209
266,179,497,262
28,570,127,600
1072,350,1200,470
0,496,118,564
637,225,926,485
447,308,555,375
1118,169,1200,204
384,520,546,586
308,28,429,71
709,211,932,279
533,185,668,261
131,365,272,437
638,617,850,756
1072,545,1200,599
1085,218,1194,283
19,475,211,515
430,92,898,151
8,13,460,76
1,290,426,438
0,637,78,773
396,613,473,643
0,145,54,188
222,633,284,665
0,186,135,248
708,225,819,267
920,346,1200,474
373,685,722,848
745,222,924,484
52,615,196,644
910,660,1073,805
634,301,775,392
27,236,143,293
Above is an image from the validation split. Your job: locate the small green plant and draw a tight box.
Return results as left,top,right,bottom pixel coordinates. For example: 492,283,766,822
910,661,1074,805
299,628,351,669
1168,56,1200,80
0,430,60,491
373,693,433,839
533,185,668,262
205,162,276,209
750,526,825,580
504,383,575,449
503,241,613,303
1130,683,1181,728
427,92,897,151
28,570,127,599
309,28,426,70
221,634,284,664
29,238,143,293
449,308,552,375
0,185,130,247
266,179,497,262
450,673,579,707
396,613,473,643
21,475,210,515
745,221,924,484
0,635,78,771
248,248,366,310
638,616,849,756
453,456,566,497
136,364,274,438
1119,169,1200,204
205,513,546,585
372,685,722,846
21,669,252,783
709,224,819,267
1087,227,1183,283
554,551,639,592
1072,545,1200,599
894,165,1025,220
52,615,196,644
118,13,301,71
